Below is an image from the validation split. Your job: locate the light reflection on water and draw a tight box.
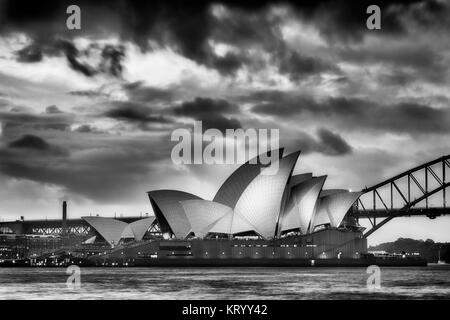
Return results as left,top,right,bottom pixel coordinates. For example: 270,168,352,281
0,265,449,299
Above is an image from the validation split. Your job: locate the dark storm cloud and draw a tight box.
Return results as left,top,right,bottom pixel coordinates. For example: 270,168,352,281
0,134,174,201
8,134,50,150
101,45,125,77
68,90,108,98
0,0,211,69
104,101,174,130
13,39,125,78
278,52,339,81
404,0,450,30
45,105,63,114
174,97,238,116
200,115,242,133
287,128,352,156
251,93,450,135
173,97,242,132
6,134,67,156
211,53,245,76
123,81,174,103
16,44,43,63
0,108,74,137
317,128,352,155
337,43,446,83
1,0,440,76
32,39,96,76
58,40,125,77
73,124,104,134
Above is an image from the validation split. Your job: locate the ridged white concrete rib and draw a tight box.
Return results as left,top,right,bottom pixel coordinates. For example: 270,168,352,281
180,200,233,238
280,194,300,233
298,176,327,233
129,217,156,241
309,198,330,231
121,225,135,239
82,216,128,245
208,210,257,235
234,151,301,239
213,149,284,209
311,191,361,230
289,173,313,187
208,210,232,234
280,176,326,234
148,190,201,239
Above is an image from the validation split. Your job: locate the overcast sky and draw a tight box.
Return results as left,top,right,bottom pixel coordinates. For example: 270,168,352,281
0,0,449,245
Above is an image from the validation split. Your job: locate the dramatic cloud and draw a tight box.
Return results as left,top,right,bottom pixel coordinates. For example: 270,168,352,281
13,39,126,78
45,105,63,114
278,52,339,81
317,128,352,155
123,81,174,103
2,0,439,76
16,44,43,63
73,124,103,134
0,134,174,202
173,97,242,132
251,95,450,135
211,53,245,76
286,129,352,156
8,134,50,150
0,109,74,137
104,101,174,130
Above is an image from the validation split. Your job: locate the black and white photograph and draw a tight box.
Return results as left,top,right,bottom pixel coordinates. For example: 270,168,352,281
0,0,449,306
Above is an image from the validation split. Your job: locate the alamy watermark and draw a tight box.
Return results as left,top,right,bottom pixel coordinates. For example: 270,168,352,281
366,265,381,290
66,265,81,290
366,5,381,30
66,5,81,30
171,121,280,175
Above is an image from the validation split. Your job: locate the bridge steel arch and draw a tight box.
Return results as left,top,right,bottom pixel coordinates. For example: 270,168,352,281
352,155,450,238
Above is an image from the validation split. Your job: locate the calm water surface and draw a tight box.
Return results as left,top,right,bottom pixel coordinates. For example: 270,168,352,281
0,265,449,299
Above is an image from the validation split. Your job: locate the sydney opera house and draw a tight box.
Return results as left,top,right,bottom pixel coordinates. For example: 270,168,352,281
82,149,369,266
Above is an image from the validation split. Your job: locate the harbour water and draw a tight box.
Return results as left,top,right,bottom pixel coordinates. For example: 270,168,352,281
0,265,449,299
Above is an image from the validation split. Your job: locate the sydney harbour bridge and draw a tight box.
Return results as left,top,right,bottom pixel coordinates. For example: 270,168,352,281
0,155,449,239
351,154,450,238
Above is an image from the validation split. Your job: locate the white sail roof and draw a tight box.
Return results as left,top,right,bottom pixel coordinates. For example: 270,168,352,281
208,209,257,235
147,190,201,239
180,200,233,238
234,151,301,239
213,149,284,209
120,225,135,239
311,191,361,231
129,217,156,241
280,176,327,234
82,216,128,245
289,173,313,187
146,148,361,239
82,216,157,244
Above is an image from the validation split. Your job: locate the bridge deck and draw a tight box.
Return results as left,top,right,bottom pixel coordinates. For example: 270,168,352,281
0,216,147,235
352,207,450,218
